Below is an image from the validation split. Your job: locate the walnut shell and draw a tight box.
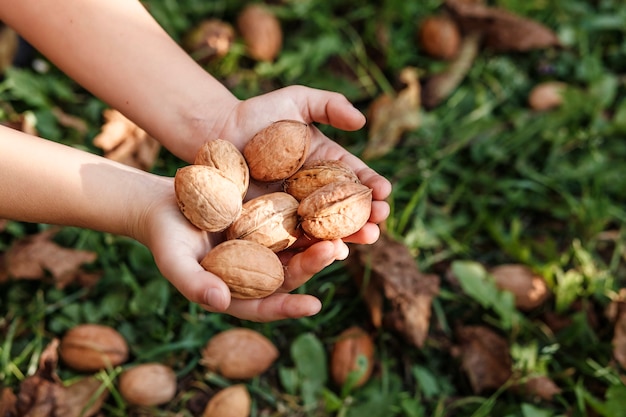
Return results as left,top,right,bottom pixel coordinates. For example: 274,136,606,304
194,139,249,199
331,326,375,388
202,384,251,417
284,159,360,201
236,4,282,61
528,81,566,111
418,15,461,60
200,239,284,299
59,324,129,372
201,328,279,379
174,165,242,232
298,182,372,240
118,363,177,406
226,192,301,252
243,120,310,183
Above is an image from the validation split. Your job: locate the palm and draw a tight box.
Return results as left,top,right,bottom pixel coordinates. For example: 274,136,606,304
150,86,391,322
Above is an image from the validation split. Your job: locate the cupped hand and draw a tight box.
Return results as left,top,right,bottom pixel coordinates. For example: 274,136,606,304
143,181,343,322
149,86,391,322
216,85,392,242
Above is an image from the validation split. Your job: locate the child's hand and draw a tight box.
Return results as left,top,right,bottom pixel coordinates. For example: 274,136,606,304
146,86,392,322
142,182,340,322
214,85,392,246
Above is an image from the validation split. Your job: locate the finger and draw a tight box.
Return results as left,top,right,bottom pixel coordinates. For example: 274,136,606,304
370,200,391,224
288,85,366,131
342,222,381,244
155,251,232,311
202,293,322,322
280,240,348,292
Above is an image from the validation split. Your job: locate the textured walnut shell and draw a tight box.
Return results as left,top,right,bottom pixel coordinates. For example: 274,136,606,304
202,384,251,417
243,120,310,183
59,324,129,372
174,165,242,232
284,159,360,201
201,239,284,299
201,328,279,379
298,182,372,240
418,15,461,60
226,192,301,252
237,4,282,61
331,326,375,388
194,139,249,198
118,363,177,406
528,81,566,111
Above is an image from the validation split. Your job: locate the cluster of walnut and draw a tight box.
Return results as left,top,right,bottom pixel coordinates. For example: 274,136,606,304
57,322,376,415
174,120,373,300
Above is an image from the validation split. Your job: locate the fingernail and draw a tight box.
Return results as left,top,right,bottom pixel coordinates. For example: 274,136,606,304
306,299,322,316
206,288,228,311
335,241,350,261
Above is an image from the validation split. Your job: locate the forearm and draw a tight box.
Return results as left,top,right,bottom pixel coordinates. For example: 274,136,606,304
0,125,169,242
0,0,238,162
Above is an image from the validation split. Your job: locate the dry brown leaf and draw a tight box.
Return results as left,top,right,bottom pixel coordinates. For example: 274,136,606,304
3,228,98,288
444,0,560,52
93,109,161,171
0,24,18,74
512,374,562,401
363,67,421,160
349,232,440,348
63,378,109,417
183,19,235,63
421,31,481,110
456,325,512,393
611,290,626,370
51,107,88,134
490,264,551,311
1,113,38,136
0,387,17,417
14,339,108,417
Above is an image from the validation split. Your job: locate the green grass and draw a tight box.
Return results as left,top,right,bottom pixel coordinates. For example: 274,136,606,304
2,0,626,416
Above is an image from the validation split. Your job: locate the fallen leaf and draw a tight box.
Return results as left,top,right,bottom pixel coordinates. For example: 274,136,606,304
14,339,108,417
93,109,161,171
444,0,560,52
363,67,421,160
0,24,18,74
456,325,512,393
490,264,551,311
0,387,17,417
3,228,99,288
64,377,109,417
421,31,481,109
512,374,562,401
349,232,440,348
183,19,235,62
1,112,38,136
611,290,626,370
15,338,64,417
51,107,88,135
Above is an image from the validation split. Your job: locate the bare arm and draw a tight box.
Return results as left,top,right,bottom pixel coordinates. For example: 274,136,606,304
0,0,238,162
0,124,167,237
0,125,330,321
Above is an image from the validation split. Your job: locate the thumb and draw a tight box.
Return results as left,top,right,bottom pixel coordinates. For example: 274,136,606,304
286,86,366,131
155,252,232,311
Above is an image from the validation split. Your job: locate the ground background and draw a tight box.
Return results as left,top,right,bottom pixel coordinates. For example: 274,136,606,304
1,0,626,416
